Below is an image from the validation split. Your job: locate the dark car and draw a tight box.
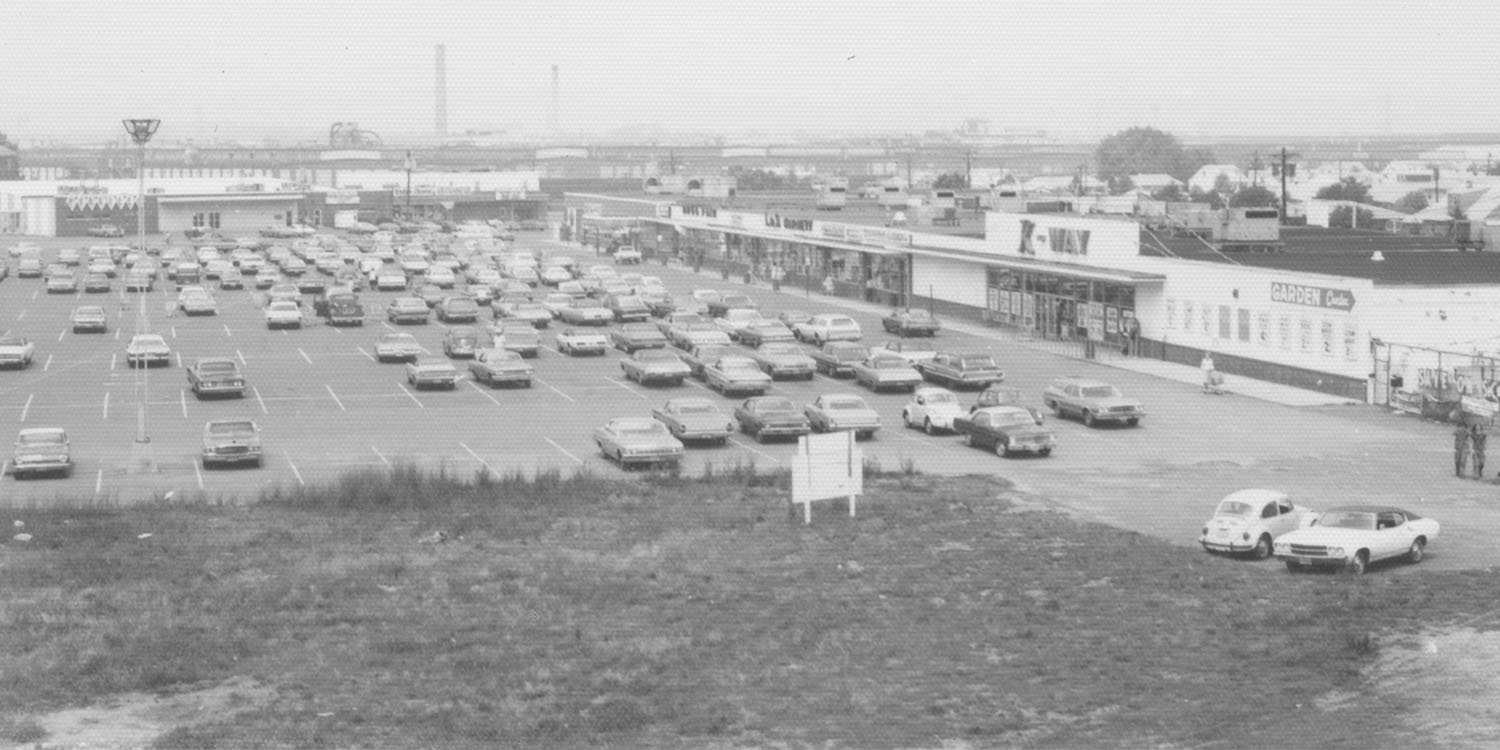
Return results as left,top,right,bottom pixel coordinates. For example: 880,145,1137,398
919,351,1004,389
733,396,811,443
952,406,1057,457
606,294,652,323
881,308,942,337
810,341,870,378
706,293,759,319
609,322,669,354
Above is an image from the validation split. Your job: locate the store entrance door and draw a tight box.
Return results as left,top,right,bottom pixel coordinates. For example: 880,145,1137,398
1035,295,1078,340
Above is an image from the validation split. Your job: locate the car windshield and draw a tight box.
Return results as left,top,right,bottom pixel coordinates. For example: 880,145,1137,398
905,310,934,320
574,299,603,309
133,336,165,346
637,350,677,362
925,391,958,405
833,346,868,360
198,362,236,374
762,344,799,355
1215,501,1255,517
828,317,857,328
1082,386,1123,399
0,336,25,346
991,411,1034,427
17,432,65,446
207,422,255,435
381,334,416,345
623,324,657,334
269,301,298,311
447,299,477,309
1318,511,1378,530
871,358,909,369
75,307,105,317
675,403,717,415
616,296,645,306
686,322,718,332
960,356,997,368
826,398,867,410
720,359,760,372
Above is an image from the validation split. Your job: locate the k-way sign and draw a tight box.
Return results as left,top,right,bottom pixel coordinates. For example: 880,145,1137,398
1270,282,1356,312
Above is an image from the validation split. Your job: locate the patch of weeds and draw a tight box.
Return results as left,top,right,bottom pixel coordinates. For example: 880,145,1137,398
589,696,653,733
1344,631,1378,656
0,716,46,744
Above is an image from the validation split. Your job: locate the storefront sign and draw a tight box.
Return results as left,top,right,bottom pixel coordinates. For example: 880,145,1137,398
1270,282,1356,312
1083,302,1105,340
821,224,846,240
1105,306,1119,335
324,189,360,205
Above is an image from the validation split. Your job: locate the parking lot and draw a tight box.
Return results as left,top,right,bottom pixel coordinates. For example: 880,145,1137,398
4,231,1500,571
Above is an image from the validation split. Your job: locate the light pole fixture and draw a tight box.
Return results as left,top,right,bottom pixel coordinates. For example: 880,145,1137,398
122,118,159,471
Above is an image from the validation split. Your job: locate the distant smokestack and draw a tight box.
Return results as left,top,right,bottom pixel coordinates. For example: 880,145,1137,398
550,65,560,135
435,45,448,138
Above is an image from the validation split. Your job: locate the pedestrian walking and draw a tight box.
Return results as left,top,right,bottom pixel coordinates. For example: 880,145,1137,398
1471,423,1487,479
1453,415,1472,477
1200,352,1216,394
822,275,836,295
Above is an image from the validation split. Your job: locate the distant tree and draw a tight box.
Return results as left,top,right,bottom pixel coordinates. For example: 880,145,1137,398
1106,175,1135,195
1212,173,1235,195
1189,186,1226,210
1151,183,1185,202
1328,205,1376,229
727,167,803,192
1315,178,1372,203
932,172,968,190
1093,126,1213,183
1228,185,1277,208
1392,190,1430,213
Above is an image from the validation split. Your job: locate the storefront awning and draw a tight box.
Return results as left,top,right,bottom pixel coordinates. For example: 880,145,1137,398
909,244,1165,285
641,217,908,256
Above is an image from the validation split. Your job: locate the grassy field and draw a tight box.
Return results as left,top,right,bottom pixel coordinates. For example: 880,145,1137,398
1,462,1496,749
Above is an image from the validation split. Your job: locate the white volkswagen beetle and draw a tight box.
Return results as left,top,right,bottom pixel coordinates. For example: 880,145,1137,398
902,386,965,434
1199,489,1317,559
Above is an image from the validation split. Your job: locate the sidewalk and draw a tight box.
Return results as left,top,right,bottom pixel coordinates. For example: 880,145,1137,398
560,244,1362,409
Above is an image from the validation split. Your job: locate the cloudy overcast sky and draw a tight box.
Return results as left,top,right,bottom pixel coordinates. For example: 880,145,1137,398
3,0,1497,145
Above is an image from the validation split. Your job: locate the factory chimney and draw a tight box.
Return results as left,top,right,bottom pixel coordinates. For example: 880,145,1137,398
435,45,448,139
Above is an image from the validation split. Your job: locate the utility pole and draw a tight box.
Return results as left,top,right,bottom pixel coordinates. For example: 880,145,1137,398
906,153,913,191
404,150,415,220
1432,164,1441,205
965,150,973,189
1277,147,1298,225
1250,151,1264,186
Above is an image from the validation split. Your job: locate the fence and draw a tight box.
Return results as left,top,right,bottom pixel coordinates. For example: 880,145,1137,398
1373,339,1500,423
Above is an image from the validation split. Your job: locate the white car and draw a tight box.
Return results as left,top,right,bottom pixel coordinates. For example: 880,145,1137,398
405,357,459,389
375,270,409,291
0,335,37,369
901,386,965,434
425,266,457,288
375,333,424,363
264,300,304,329
795,314,864,345
1199,489,1317,559
11,427,72,478
1274,505,1440,574
125,334,172,367
612,245,642,264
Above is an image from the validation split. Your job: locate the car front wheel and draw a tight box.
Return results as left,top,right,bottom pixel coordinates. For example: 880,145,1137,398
924,419,936,436
994,440,1008,457
1083,411,1096,427
1251,534,1272,560
1407,538,1425,564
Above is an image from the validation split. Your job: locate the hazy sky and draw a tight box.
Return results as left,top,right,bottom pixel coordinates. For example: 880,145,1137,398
4,0,1499,145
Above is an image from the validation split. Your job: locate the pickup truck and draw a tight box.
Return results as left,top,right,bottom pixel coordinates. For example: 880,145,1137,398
12,427,72,478
186,357,247,399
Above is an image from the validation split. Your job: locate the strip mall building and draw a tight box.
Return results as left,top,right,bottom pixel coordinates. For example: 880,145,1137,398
569,192,1500,405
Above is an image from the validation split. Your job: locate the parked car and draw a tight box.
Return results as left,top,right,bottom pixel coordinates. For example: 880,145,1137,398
901,387,964,434
539,265,574,286
1041,376,1145,427
82,272,111,293
652,398,736,444
871,339,939,366
558,297,614,326
882,308,942,337
621,348,692,386
374,332,423,363
611,245,643,264
0,336,37,368
11,427,72,478
809,341,869,378
952,406,1057,457
714,309,763,341
201,419,262,468
736,320,798,348
703,356,773,396
496,299,554,328
489,321,542,358
70,306,108,334
16,257,43,278
777,310,813,329
1274,506,1439,574
125,334,171,367
45,270,77,294
374,269,408,291
556,327,609,356
606,294,652,323
468,348,534,388
610,322,669,354
971,384,1046,425
442,326,481,358
264,300,304,329
734,396,811,443
749,342,817,380
680,344,736,380
853,355,924,393
804,393,881,439
706,292,758,319
386,297,431,325
670,320,732,350
594,417,683,468
436,295,481,323
1200,489,1318,559
294,276,327,295
919,351,1004,390
406,357,459,390
89,224,125,238
180,290,219,316
186,357,247,399
319,292,365,326
795,314,863,344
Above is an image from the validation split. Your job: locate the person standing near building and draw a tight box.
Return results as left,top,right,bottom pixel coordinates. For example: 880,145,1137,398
1471,423,1488,479
1453,416,1472,478
1200,352,1216,393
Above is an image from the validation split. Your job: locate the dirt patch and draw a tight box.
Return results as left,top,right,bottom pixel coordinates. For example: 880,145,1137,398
1337,625,1500,746
5,676,276,750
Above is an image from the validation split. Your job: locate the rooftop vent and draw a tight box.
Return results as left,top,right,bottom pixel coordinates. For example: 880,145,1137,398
1371,251,1385,262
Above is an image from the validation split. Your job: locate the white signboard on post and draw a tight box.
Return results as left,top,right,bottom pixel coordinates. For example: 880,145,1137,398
790,431,863,524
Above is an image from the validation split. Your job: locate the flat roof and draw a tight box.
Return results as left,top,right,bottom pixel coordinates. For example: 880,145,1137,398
1140,226,1497,284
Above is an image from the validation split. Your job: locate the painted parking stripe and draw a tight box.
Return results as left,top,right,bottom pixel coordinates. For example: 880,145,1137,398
604,377,648,399
325,384,346,411
110,352,117,370
237,350,247,366
43,354,51,372
58,329,66,342
466,380,502,406
94,468,102,495
252,386,269,415
194,460,204,490
398,384,424,408
728,436,778,463
102,392,109,420
460,442,496,474
20,394,32,422
544,437,584,465
223,324,233,337
356,346,375,362
180,389,188,418
283,450,305,486
532,376,575,403
372,446,392,469
297,347,312,365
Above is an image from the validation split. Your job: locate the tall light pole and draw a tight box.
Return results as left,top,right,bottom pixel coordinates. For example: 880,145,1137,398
404,150,415,220
123,118,159,472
